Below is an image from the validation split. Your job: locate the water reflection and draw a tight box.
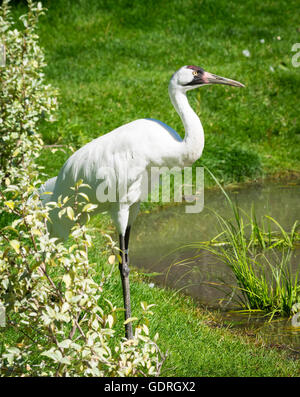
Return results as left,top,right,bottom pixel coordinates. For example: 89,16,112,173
130,180,300,351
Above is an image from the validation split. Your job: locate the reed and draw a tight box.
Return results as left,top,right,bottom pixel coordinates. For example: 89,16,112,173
193,169,300,317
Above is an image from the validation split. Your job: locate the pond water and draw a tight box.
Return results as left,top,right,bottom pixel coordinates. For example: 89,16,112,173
130,179,300,352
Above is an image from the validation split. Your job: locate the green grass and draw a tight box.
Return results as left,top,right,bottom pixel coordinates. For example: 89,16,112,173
77,220,300,377
4,212,299,377
133,283,300,376
88,255,300,377
4,0,300,377
11,0,300,183
2,257,300,376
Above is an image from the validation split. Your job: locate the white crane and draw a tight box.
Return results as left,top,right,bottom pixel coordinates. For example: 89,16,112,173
40,65,244,339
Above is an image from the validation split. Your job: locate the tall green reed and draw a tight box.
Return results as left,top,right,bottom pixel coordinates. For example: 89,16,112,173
193,169,300,318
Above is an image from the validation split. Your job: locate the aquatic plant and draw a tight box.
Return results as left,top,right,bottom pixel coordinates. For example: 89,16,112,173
192,169,300,318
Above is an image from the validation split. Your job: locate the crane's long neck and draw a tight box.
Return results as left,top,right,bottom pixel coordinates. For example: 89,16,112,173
169,85,204,164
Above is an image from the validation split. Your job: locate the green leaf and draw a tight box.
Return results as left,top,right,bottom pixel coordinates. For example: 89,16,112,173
65,291,73,301
66,206,75,220
4,200,14,210
41,349,61,362
63,273,72,288
106,314,114,328
123,317,138,325
82,203,97,212
58,339,72,349
58,208,66,218
78,192,90,202
9,240,20,253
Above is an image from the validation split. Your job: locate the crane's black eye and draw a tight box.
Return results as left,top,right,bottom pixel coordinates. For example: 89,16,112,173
192,71,198,76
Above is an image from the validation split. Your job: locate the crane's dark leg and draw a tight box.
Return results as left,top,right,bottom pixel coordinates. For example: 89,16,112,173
125,225,131,264
119,226,133,339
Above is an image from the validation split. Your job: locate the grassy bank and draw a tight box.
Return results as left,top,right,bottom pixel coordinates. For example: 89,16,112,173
95,262,300,377
5,0,300,376
12,0,300,183
133,283,300,376
84,223,300,377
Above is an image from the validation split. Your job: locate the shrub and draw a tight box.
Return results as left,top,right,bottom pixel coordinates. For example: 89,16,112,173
0,0,163,377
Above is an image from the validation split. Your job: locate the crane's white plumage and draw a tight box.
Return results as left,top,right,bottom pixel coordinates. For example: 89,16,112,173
39,65,244,338
40,65,244,238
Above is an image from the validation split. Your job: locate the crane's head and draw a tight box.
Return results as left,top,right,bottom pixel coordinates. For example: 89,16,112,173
170,65,245,92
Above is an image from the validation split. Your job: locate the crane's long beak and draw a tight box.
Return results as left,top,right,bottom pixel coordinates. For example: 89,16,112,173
204,71,245,87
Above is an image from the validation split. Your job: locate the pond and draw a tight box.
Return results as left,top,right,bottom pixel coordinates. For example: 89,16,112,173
130,179,300,352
